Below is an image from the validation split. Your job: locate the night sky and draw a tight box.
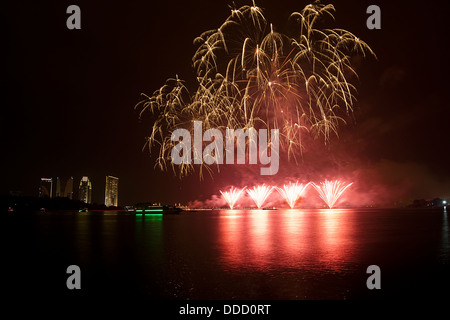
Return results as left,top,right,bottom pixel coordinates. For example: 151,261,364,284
3,0,449,206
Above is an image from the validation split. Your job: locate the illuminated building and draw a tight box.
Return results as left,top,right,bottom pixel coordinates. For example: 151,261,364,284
56,177,74,199
104,176,119,207
79,176,92,204
39,178,53,198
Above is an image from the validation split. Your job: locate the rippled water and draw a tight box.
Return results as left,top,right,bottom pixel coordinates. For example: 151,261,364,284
4,208,449,300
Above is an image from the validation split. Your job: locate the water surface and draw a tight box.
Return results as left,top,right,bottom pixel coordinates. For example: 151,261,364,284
4,208,449,300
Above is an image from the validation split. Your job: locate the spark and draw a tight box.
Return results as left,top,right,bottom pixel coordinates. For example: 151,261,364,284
311,180,353,209
247,184,274,208
220,186,247,209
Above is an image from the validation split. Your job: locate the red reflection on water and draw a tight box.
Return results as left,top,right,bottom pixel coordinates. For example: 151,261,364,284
218,209,355,271
315,209,354,271
248,210,271,266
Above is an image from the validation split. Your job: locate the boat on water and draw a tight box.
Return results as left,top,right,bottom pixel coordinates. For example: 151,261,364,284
134,203,182,215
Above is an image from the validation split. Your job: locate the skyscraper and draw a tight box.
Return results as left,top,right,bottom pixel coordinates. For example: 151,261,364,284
79,176,92,204
104,176,119,207
65,177,74,199
39,178,53,198
56,177,74,199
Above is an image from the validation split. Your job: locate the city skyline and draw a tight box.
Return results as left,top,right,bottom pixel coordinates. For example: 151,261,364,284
35,175,121,206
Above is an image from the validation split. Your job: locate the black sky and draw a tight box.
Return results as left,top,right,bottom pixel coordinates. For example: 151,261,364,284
3,0,450,206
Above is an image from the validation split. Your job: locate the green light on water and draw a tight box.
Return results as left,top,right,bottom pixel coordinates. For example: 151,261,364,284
135,209,143,212
135,213,163,217
144,209,163,212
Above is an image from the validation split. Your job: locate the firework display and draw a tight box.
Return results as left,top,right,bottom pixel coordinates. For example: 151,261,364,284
136,1,374,177
220,180,352,209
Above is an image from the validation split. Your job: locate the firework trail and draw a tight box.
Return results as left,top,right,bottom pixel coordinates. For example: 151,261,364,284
220,186,247,209
247,184,274,208
136,1,375,177
312,180,353,208
275,181,310,208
